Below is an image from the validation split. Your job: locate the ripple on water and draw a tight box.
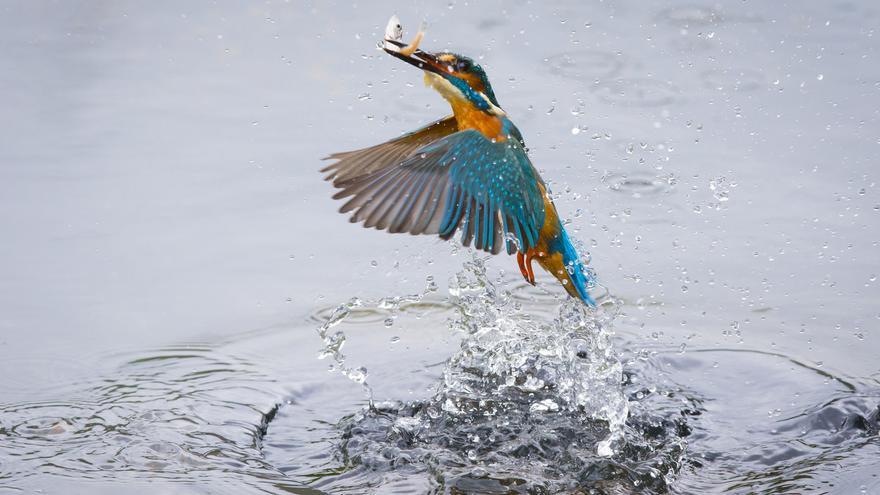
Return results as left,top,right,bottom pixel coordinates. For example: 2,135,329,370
544,50,624,82
308,299,454,326
0,345,305,492
604,171,674,198
655,4,764,27
650,348,880,493
655,5,725,27
700,67,766,92
669,35,717,53
595,78,680,108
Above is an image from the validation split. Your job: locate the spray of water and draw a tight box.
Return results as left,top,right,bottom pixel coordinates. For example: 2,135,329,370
309,253,695,492
316,276,440,406
443,255,628,456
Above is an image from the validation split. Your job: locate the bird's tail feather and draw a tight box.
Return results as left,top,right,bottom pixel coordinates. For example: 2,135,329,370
558,229,596,306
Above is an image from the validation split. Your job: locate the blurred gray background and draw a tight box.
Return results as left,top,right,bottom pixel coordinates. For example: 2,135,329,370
0,1,878,492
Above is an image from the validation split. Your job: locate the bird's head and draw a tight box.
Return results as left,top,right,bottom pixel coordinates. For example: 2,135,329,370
384,40,503,115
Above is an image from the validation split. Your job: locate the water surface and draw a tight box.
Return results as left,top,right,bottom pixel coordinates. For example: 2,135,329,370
1,1,878,493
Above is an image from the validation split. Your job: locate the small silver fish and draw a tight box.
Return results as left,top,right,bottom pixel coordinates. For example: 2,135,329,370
383,15,403,51
380,15,426,56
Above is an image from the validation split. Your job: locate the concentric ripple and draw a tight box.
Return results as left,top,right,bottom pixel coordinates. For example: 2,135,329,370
700,68,766,92
595,78,681,108
604,171,674,198
544,50,624,82
655,6,724,27
0,345,308,493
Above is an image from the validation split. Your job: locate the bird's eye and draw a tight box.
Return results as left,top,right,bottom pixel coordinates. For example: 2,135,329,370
455,59,472,72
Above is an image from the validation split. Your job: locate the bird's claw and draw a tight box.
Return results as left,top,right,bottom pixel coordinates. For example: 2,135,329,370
517,251,536,286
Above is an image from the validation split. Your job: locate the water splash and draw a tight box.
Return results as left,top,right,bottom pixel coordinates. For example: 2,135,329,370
442,255,628,456
317,255,663,492
316,276,440,403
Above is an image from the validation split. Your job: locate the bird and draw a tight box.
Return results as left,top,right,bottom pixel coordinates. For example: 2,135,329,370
321,34,595,306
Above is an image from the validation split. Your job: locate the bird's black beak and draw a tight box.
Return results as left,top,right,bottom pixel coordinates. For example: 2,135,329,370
382,39,447,77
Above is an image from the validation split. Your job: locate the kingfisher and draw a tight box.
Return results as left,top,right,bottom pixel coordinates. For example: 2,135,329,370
321,34,595,305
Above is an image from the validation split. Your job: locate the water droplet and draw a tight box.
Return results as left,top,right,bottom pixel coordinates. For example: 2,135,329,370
346,366,368,384
529,399,560,413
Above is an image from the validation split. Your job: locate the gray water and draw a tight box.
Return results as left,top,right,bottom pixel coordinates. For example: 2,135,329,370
1,1,879,493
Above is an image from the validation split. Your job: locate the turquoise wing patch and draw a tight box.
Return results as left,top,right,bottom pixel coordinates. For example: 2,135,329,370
329,130,545,255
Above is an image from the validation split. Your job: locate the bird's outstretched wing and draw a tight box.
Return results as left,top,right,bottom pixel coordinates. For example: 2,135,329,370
321,115,459,186
326,129,545,255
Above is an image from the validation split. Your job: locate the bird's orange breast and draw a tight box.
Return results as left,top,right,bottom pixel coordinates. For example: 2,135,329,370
449,100,506,141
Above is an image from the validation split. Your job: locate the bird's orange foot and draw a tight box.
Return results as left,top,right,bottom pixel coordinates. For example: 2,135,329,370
517,251,536,285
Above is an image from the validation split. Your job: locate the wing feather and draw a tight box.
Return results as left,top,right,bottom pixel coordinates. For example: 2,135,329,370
322,116,458,185
323,127,546,255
